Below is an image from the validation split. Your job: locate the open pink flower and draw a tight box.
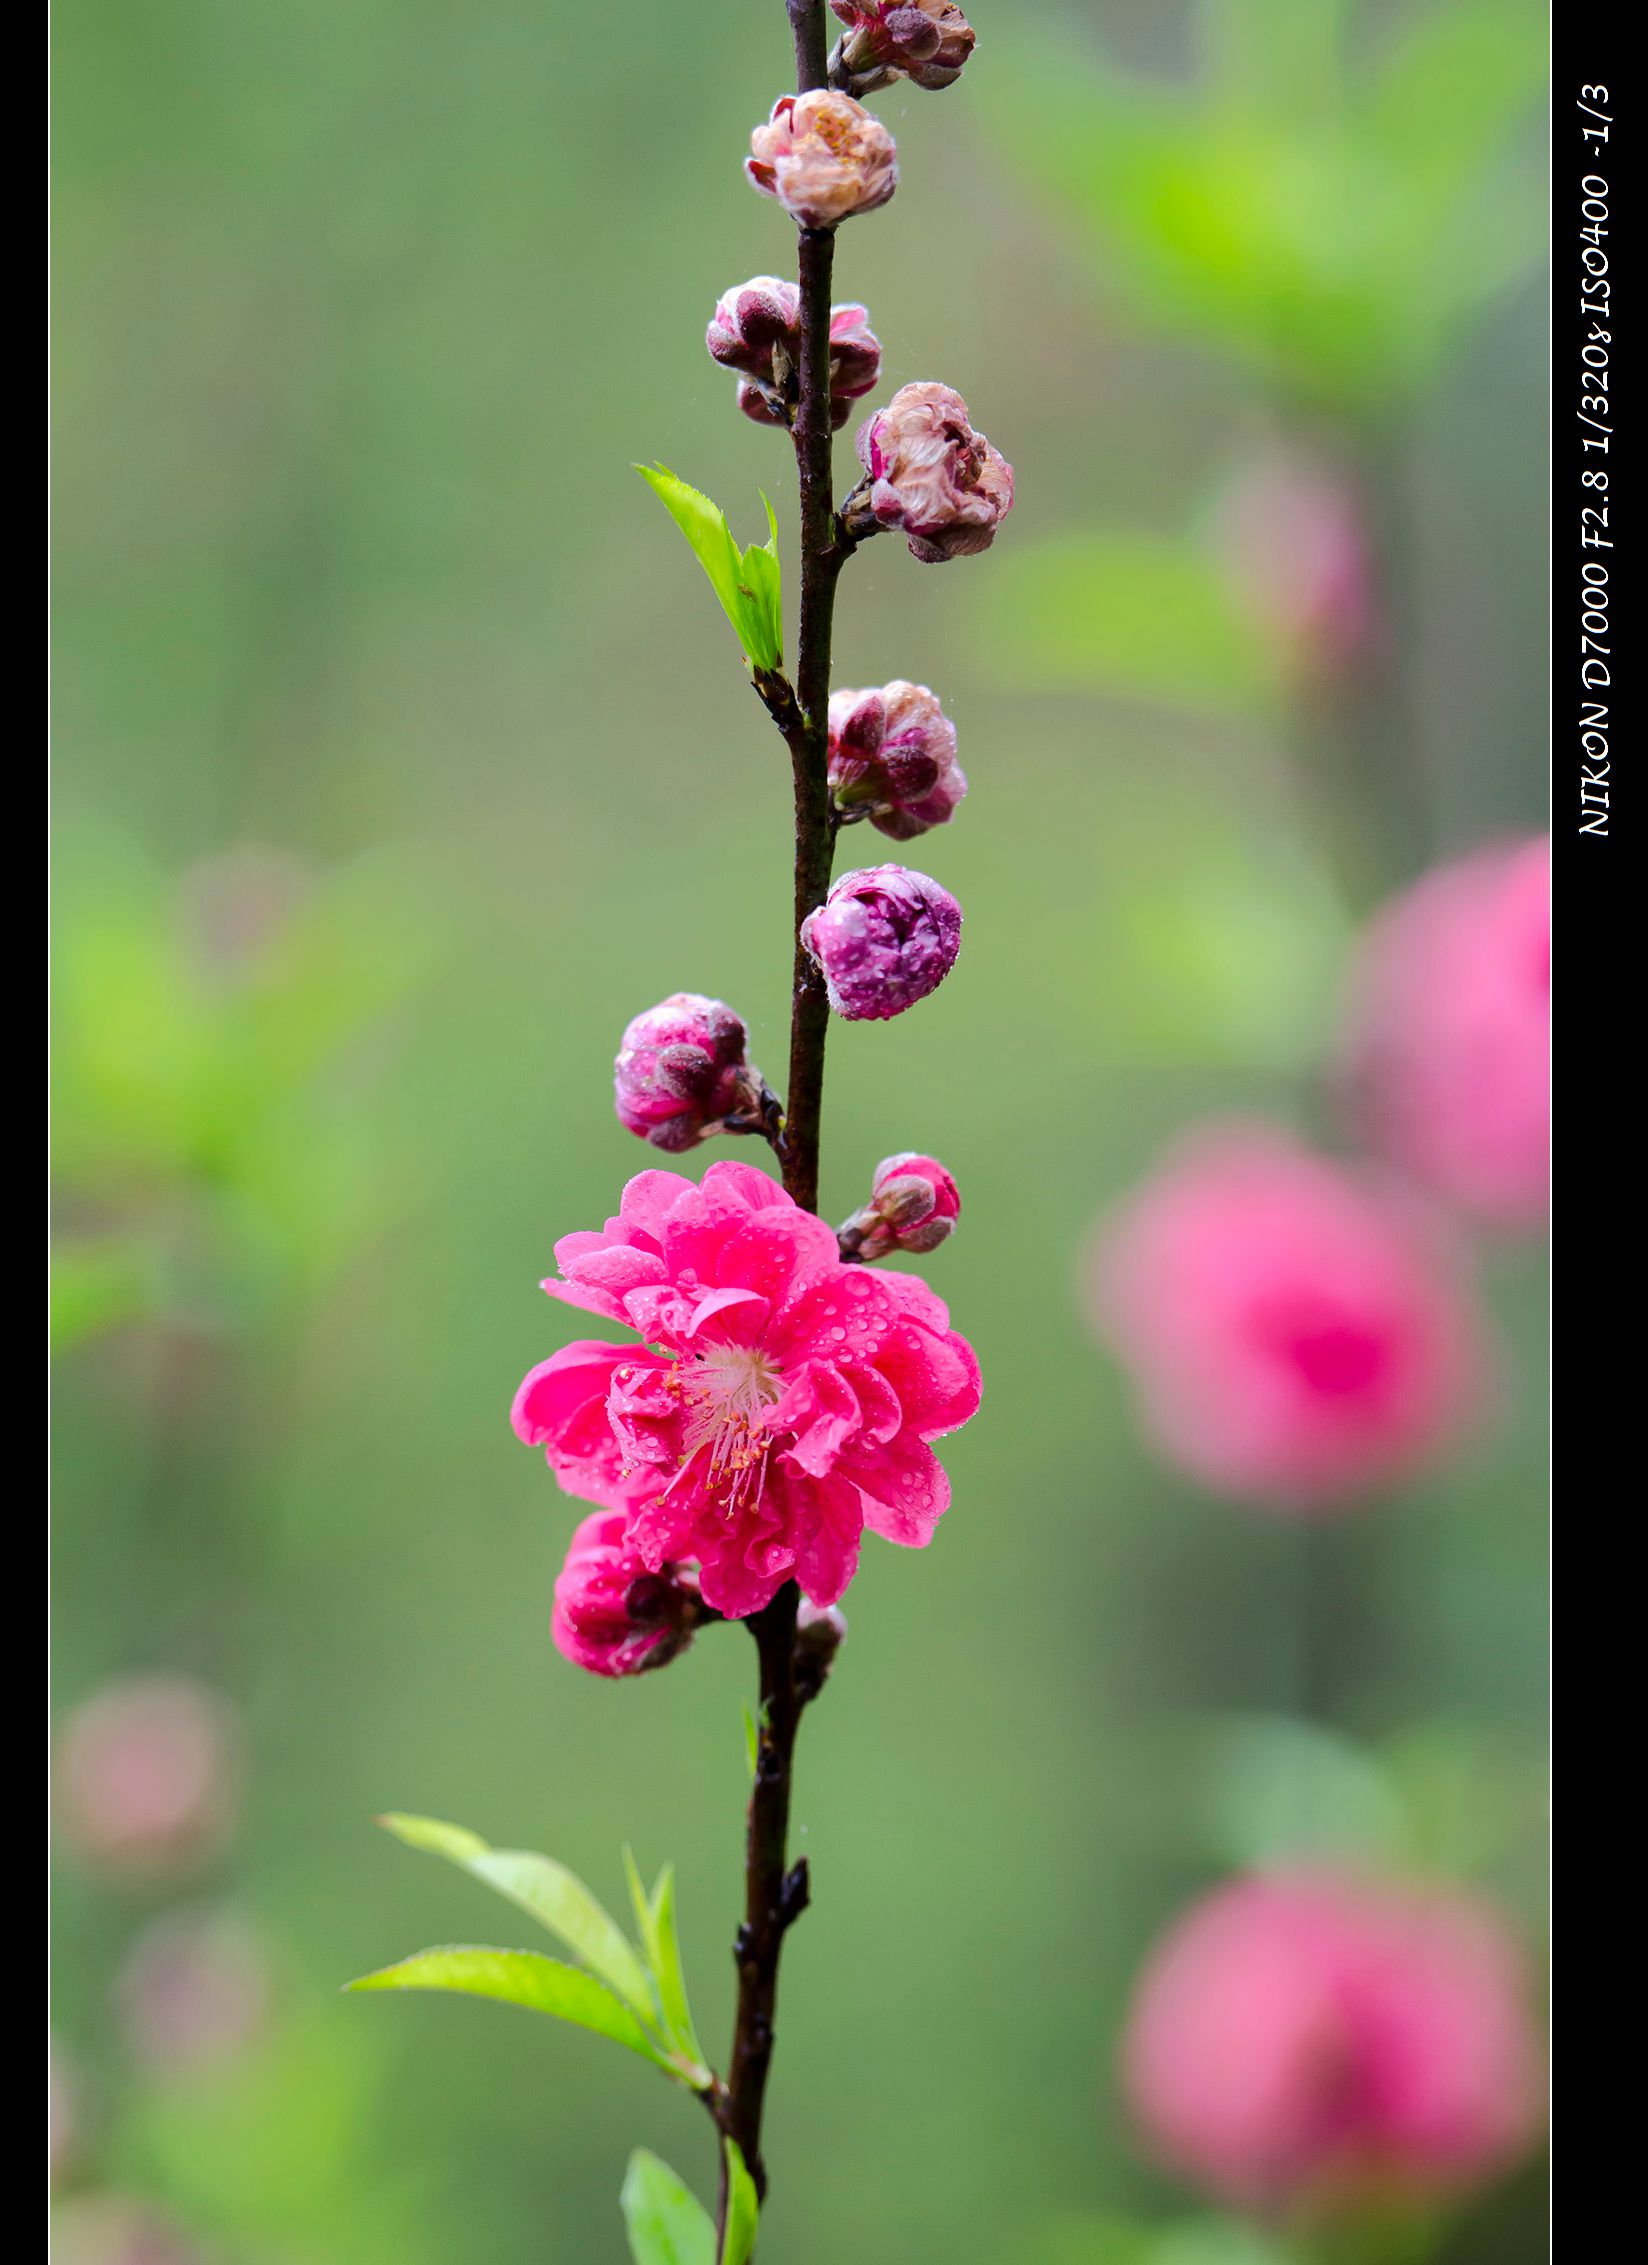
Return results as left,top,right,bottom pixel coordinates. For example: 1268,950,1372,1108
1123,1871,1542,2211
1342,836,1550,1229
512,1162,980,1616
1090,1124,1489,1510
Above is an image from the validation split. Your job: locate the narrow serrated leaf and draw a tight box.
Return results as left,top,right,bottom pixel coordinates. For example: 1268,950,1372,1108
345,1945,674,2071
620,2150,716,2265
646,1863,706,2072
719,2139,759,2265
621,1848,710,2085
376,1812,656,2024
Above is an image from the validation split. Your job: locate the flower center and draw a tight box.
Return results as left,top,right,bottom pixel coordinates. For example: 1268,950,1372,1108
677,1342,785,1514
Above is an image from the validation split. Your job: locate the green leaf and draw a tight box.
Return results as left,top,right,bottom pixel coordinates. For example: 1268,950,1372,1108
344,1945,675,2072
377,1813,656,2024
637,464,783,671
741,1703,759,1782
719,2139,759,2265
620,2150,716,2265
623,1849,710,2084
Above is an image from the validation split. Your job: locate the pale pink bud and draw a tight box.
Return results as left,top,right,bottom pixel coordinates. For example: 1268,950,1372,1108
800,865,962,1021
55,1677,239,1883
613,992,766,1153
841,1150,961,1260
116,1907,273,2077
551,1509,701,1678
831,2,976,93
707,279,883,431
853,383,1014,562
746,91,898,232
1341,837,1550,1230
1123,1871,1542,2211
1090,1124,1490,1511
828,680,967,840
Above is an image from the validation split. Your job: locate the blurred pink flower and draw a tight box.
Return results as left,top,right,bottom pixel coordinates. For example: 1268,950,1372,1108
800,864,963,1021
55,1677,238,1882
552,1508,701,1677
1123,1871,1542,2212
746,91,897,230
115,1907,273,2076
50,2040,78,2185
827,680,967,841
854,382,1014,562
512,1162,980,1616
1214,448,1376,682
1090,1125,1489,1510
1342,836,1550,1229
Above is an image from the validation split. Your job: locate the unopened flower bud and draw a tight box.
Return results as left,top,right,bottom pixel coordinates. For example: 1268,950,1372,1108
800,865,962,1021
831,2,976,94
795,1596,848,1696
747,91,898,232
841,1151,961,1261
852,382,1014,562
614,992,767,1153
552,1510,702,1679
707,280,882,431
828,680,966,840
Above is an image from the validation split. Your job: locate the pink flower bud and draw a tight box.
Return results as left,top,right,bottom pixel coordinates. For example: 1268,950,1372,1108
841,1151,961,1260
1123,1871,1542,2212
831,1,976,93
746,91,898,232
55,1677,239,1884
707,279,883,431
551,1509,701,1678
799,865,962,1021
853,383,1014,562
828,680,967,840
613,992,766,1153
1090,1123,1490,1511
1341,836,1550,1230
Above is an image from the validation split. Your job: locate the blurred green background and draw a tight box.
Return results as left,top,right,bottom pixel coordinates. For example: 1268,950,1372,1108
52,3,1547,2260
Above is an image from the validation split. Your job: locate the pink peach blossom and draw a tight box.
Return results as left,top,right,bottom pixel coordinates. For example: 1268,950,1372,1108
614,992,766,1153
853,383,1014,562
828,680,967,840
512,1161,980,1616
1123,1871,1542,2211
800,864,963,1021
706,278,882,430
841,1151,961,1261
746,91,897,231
552,1508,701,1677
831,2,976,94
1342,836,1550,1229
1091,1125,1489,1510
116,1907,273,2076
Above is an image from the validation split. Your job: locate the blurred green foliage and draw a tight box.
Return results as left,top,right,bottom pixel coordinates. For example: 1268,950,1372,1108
53,2,1546,2260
